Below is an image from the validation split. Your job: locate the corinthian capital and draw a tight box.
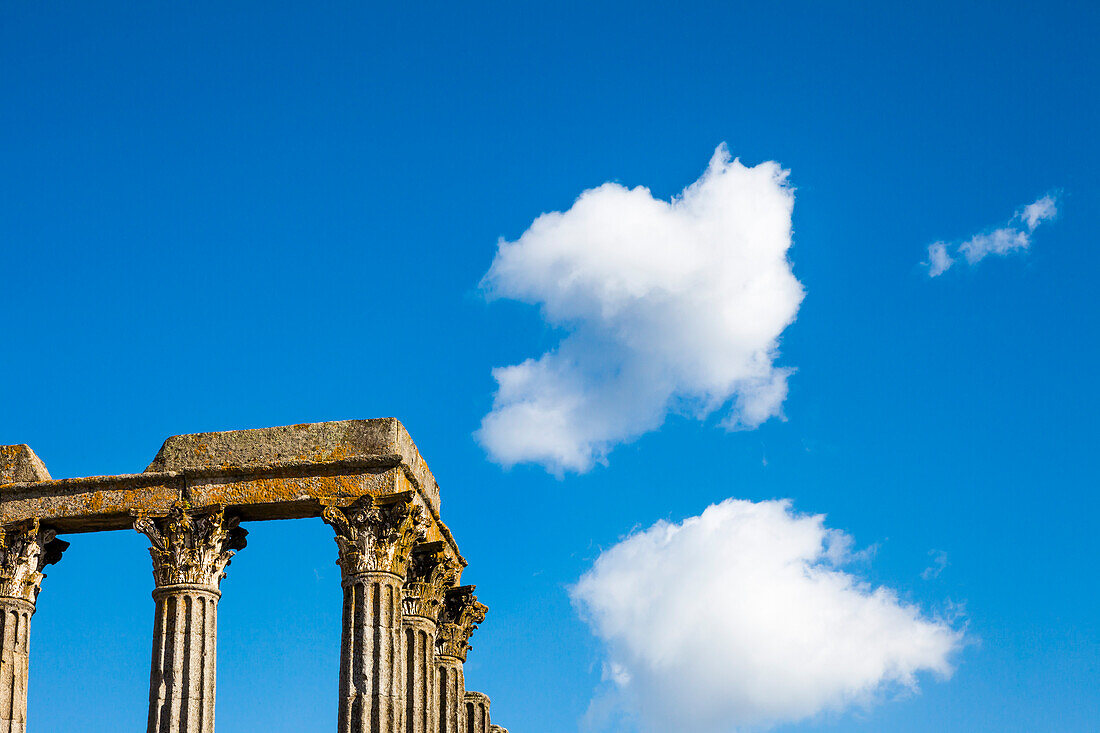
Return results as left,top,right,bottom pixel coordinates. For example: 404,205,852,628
134,500,248,590
402,541,462,620
436,585,488,661
0,519,69,604
322,492,426,578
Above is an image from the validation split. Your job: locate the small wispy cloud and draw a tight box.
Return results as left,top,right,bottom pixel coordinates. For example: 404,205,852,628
927,242,955,277
571,499,965,733
922,550,949,580
476,145,804,474
924,194,1059,277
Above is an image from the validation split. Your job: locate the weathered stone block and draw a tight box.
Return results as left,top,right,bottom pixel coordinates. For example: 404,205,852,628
145,418,441,513
0,445,50,485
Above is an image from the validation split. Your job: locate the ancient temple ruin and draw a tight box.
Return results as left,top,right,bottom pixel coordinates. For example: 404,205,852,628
0,419,509,733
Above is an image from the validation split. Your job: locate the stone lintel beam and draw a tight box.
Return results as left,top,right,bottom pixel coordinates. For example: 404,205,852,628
0,420,463,564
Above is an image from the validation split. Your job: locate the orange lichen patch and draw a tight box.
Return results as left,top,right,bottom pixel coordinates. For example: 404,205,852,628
187,470,394,510
2,477,181,533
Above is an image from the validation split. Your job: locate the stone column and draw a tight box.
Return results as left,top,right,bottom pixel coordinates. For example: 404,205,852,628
322,492,426,733
463,692,489,733
435,653,464,733
134,501,247,733
435,586,487,733
401,542,461,733
0,520,68,733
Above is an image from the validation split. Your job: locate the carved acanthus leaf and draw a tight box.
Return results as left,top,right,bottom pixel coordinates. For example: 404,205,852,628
402,542,461,620
134,501,248,589
436,585,488,661
322,493,426,577
0,519,69,604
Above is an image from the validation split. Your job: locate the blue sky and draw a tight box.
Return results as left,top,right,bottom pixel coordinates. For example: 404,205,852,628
2,2,1097,731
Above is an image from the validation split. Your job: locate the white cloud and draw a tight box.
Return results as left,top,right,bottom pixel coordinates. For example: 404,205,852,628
926,242,954,277
925,194,1058,277
571,499,964,733
958,227,1031,264
477,145,804,473
1022,195,1058,230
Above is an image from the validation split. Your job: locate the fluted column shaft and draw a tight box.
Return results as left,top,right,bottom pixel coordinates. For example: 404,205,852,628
323,493,426,733
135,502,246,733
402,615,437,733
435,655,465,733
402,541,460,733
0,599,34,733
463,692,490,733
339,571,404,733
435,587,487,733
146,585,219,733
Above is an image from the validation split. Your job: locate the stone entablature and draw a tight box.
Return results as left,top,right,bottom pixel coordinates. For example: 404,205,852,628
0,419,455,548
0,419,509,733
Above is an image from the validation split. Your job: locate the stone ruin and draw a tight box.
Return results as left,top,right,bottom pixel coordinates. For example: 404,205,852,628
0,419,510,733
